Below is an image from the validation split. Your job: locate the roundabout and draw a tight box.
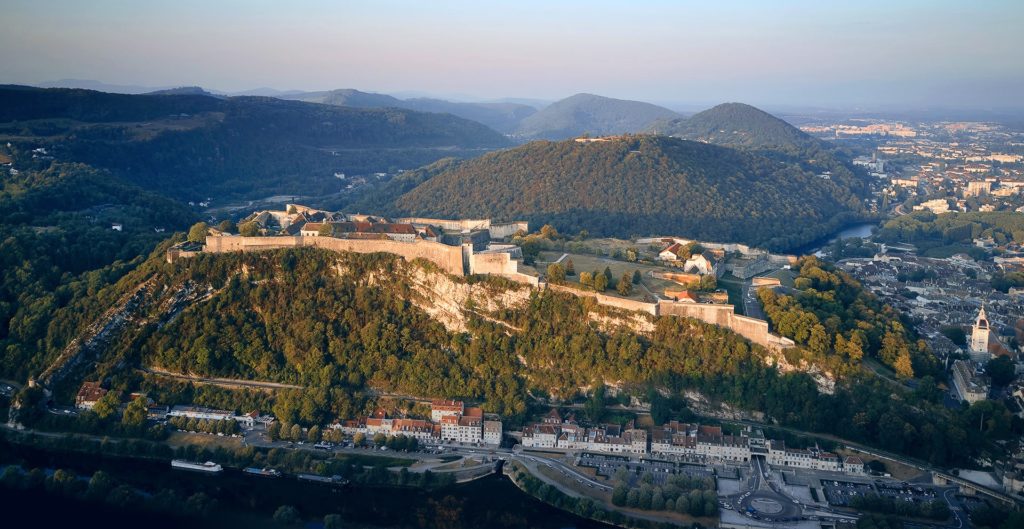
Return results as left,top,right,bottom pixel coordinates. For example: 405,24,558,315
750,497,784,514
735,490,803,521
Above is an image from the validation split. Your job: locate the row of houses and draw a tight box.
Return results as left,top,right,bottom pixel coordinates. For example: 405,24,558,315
333,400,502,446
521,413,866,475
521,410,648,455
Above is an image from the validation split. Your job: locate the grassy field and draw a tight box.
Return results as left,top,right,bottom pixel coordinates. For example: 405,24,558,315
167,431,244,449
836,448,923,481
537,251,678,300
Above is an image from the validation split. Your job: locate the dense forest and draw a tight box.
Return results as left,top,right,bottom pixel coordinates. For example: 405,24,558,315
36,246,1016,467
757,257,941,380
0,85,510,200
393,135,868,251
650,103,822,154
0,159,196,380
650,103,870,199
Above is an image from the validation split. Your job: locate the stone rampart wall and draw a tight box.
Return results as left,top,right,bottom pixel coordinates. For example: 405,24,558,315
203,235,466,276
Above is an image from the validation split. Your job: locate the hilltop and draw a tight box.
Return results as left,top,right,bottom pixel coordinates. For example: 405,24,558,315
0,85,511,200
392,136,866,251
288,88,537,133
512,93,679,140
650,102,823,154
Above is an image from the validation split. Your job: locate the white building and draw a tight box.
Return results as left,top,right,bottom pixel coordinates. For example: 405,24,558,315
430,400,465,422
483,421,503,446
952,359,990,403
441,414,483,444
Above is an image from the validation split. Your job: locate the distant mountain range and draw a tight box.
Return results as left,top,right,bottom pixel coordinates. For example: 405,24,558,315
0,85,510,199
285,88,538,134
511,93,680,140
392,135,867,251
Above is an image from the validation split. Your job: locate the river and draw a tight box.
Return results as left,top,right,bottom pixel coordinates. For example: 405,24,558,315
792,221,879,256
0,441,614,529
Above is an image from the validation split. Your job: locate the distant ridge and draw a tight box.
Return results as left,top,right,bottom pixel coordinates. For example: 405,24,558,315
286,88,537,133
650,102,821,153
513,93,679,140
146,86,221,98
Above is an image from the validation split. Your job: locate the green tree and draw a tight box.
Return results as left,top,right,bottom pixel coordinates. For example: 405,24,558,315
353,432,366,447
617,272,633,295
307,425,322,443
626,489,640,508
651,488,665,510
289,423,302,441
216,219,236,233
318,223,333,236
632,269,641,284
986,356,1016,386
940,326,967,347
86,471,114,500
373,432,387,447
267,421,281,440
274,505,301,525
546,263,566,284
324,514,344,529
187,222,208,242
612,484,628,506
121,396,149,429
603,266,614,286
239,221,260,236
585,385,606,423
92,391,120,421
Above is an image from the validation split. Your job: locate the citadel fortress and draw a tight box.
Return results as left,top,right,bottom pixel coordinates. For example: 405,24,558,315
169,205,796,354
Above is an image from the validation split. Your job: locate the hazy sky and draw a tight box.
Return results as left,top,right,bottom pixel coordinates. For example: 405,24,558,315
3,0,1022,109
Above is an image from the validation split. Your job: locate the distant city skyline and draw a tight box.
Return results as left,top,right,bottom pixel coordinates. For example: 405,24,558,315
3,0,1023,110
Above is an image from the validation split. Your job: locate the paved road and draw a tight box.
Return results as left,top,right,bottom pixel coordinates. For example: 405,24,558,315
140,367,304,390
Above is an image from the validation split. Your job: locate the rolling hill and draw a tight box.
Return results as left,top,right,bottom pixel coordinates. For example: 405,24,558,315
0,85,511,200
650,102,822,153
288,88,537,133
512,93,679,140
393,135,867,250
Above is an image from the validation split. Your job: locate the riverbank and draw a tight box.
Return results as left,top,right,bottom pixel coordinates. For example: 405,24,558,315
791,220,881,256
0,428,611,529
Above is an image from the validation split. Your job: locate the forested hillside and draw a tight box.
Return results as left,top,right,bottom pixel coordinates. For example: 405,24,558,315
0,85,510,200
393,135,867,251
651,103,869,198
0,159,195,380
513,93,679,140
651,102,819,153
757,257,940,380
22,247,1014,466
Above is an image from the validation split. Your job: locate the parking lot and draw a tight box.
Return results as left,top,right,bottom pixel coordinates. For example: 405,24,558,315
874,480,938,505
820,479,875,507
578,452,714,486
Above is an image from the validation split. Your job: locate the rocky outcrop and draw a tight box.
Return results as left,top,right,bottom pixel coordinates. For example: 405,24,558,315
404,266,531,333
